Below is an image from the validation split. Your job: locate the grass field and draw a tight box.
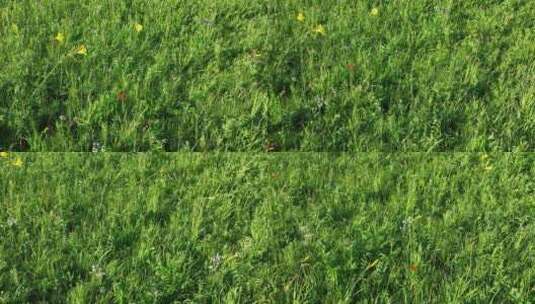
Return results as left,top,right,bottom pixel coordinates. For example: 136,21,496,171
1,1,535,151
1,153,534,302
1,1,534,303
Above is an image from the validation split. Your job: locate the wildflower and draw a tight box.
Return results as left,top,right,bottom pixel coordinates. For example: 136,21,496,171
54,32,65,44
299,225,313,242
401,216,414,231
117,91,127,102
0,151,8,158
210,253,223,271
11,157,23,167
313,24,326,35
92,142,105,152
7,217,17,227
74,45,88,56
250,49,262,60
297,12,305,22
134,23,143,33
264,142,279,152
370,7,380,16
90,265,105,280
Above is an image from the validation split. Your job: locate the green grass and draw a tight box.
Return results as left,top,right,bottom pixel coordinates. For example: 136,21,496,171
1,1,535,151
1,153,534,302
1,1,534,302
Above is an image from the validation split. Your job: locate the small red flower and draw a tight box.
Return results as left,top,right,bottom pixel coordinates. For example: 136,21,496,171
117,91,128,102
264,142,279,152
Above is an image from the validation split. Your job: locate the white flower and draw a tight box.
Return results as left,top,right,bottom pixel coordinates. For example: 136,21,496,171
7,217,17,227
91,265,105,279
401,216,414,231
92,142,106,152
210,253,223,270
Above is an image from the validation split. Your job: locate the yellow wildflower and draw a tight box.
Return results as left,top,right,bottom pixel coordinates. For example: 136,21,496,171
134,23,143,33
74,45,88,56
297,12,305,22
11,157,23,167
370,7,380,16
0,151,8,158
55,32,65,44
313,24,326,35
250,49,262,60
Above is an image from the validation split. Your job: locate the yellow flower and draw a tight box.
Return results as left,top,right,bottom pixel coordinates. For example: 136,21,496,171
370,7,380,16
297,12,305,22
74,45,87,56
0,151,8,158
11,157,23,167
55,32,65,44
134,23,143,33
313,24,326,35
250,49,262,60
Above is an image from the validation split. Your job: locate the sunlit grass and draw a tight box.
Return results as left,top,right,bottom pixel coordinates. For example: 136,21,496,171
1,153,534,302
1,1,534,151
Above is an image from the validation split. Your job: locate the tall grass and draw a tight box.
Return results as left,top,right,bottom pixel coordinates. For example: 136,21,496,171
1,1,534,151
1,153,534,302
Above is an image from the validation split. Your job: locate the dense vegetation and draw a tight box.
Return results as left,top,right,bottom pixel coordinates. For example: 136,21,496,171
1,1,533,302
1,1,534,151
1,153,534,302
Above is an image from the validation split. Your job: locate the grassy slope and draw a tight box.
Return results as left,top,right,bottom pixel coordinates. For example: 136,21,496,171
1,153,534,302
1,0,534,151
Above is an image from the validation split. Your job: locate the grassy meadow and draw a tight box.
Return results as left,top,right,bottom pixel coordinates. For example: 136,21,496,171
1,0,534,151
1,1,534,303
1,153,534,302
